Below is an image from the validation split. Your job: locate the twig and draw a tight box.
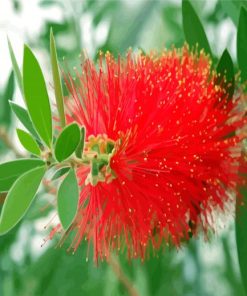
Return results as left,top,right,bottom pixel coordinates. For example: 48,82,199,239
0,127,23,158
0,192,7,204
108,255,139,296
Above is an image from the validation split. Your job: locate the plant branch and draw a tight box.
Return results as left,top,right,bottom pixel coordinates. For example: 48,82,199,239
108,255,139,296
0,127,23,157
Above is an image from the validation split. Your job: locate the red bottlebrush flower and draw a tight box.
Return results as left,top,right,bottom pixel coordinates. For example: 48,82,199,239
63,46,246,262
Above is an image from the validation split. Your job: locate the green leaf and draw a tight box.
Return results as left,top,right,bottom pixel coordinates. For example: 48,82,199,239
54,123,81,162
0,71,15,126
182,0,212,56
57,168,78,230
75,127,85,158
7,37,24,96
216,49,235,99
237,7,247,82
17,129,41,156
51,167,70,181
236,188,247,294
10,102,40,141
0,166,46,235
50,29,66,128
0,158,45,192
23,45,53,147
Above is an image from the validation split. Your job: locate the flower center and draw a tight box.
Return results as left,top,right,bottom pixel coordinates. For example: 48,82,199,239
84,134,117,186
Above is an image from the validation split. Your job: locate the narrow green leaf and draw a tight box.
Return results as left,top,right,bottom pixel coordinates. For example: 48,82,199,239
17,129,41,156
7,37,24,96
57,168,78,230
182,0,212,56
23,45,53,147
0,71,15,126
237,7,247,82
51,167,70,181
236,188,247,294
0,166,46,235
75,127,85,158
50,29,66,128
0,158,45,192
55,123,81,162
216,49,235,99
10,102,40,140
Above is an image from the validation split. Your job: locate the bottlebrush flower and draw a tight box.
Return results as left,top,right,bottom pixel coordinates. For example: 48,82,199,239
61,46,246,262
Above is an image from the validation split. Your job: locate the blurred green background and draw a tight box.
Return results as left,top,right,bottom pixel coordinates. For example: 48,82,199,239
0,0,245,295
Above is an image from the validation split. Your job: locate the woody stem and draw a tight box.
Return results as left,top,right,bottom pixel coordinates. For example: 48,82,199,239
108,255,139,296
0,127,23,158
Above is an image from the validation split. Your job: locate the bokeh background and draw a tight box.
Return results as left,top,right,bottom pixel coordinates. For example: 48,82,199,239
0,0,245,295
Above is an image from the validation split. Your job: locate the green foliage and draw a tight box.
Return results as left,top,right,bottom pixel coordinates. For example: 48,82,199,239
39,18,79,67
39,0,60,7
7,38,24,96
0,71,15,127
0,166,46,235
19,245,109,296
0,158,44,192
162,5,184,48
54,123,81,162
16,128,41,156
237,7,247,82
75,127,85,158
220,0,247,26
50,29,66,128
221,235,246,296
236,188,247,295
23,45,53,148
99,1,158,55
57,168,78,230
51,167,70,180
229,26,247,264
216,49,235,99
182,0,212,56
10,102,40,140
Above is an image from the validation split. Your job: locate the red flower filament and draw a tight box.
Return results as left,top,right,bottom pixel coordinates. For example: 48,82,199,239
63,46,246,262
